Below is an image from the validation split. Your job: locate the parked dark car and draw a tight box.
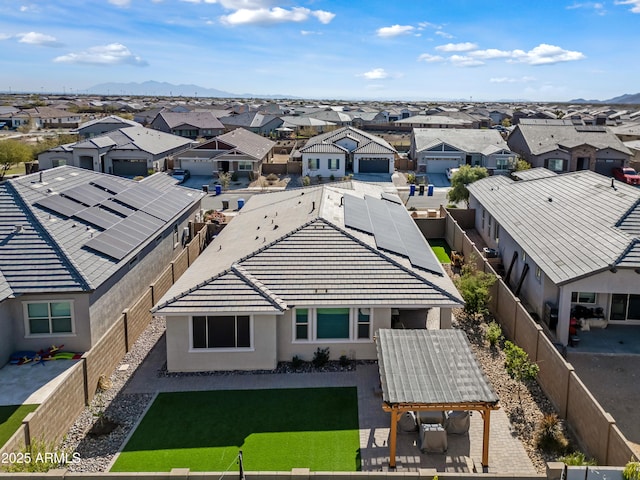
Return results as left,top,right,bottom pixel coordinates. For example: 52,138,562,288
172,168,190,184
612,167,640,185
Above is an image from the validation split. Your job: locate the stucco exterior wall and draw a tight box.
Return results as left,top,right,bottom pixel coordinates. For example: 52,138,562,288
277,308,392,362
0,303,12,365
302,152,346,177
165,314,279,372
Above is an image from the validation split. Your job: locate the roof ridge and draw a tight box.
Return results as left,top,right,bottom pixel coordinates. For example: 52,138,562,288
6,181,93,291
231,264,287,311
151,267,233,312
614,238,640,267
615,196,640,229
316,218,463,305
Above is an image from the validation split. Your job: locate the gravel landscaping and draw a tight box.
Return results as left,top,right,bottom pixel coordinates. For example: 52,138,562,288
59,309,572,473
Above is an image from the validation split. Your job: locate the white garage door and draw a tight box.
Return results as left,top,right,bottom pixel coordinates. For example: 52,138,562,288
425,157,462,174
179,159,215,176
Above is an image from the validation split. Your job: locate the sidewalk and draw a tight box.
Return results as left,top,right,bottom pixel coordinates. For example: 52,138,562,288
124,335,538,474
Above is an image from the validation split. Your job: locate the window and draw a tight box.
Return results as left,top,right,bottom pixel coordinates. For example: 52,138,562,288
25,301,73,335
238,161,252,171
571,292,597,304
328,158,340,170
307,158,319,170
496,157,510,170
535,266,541,281
173,224,179,247
522,251,527,262
481,209,485,229
52,159,67,167
295,309,309,340
488,215,492,235
547,159,564,172
317,308,350,339
192,315,251,349
494,223,500,242
357,308,371,339
293,307,373,342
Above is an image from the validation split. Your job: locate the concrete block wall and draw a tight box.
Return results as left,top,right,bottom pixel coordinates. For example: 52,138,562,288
150,265,173,305
84,315,127,403
124,289,153,351
172,249,189,281
442,210,636,466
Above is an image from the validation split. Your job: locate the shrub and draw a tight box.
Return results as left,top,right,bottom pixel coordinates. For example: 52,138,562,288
266,173,278,182
535,413,569,454
406,172,416,184
302,175,311,186
291,355,304,370
454,261,496,317
330,174,335,181
559,451,597,466
504,340,540,401
312,347,330,369
231,171,239,182
339,354,350,368
624,461,640,480
218,171,231,189
485,321,503,348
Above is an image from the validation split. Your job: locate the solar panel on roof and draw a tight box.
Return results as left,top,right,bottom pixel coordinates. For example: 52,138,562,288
84,234,132,260
73,206,121,230
343,195,373,234
36,195,86,217
100,199,136,217
61,184,112,206
365,196,407,256
142,190,194,222
90,177,129,194
113,184,162,210
381,192,402,204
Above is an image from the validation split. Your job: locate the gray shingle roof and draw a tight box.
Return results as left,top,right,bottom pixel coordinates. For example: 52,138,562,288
155,182,462,315
376,329,498,405
412,128,510,155
216,128,275,161
74,126,193,155
304,126,396,153
468,170,640,284
512,168,557,181
156,111,224,130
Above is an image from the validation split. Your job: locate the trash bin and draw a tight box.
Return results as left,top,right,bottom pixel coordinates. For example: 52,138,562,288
221,199,229,210
237,198,245,209
409,184,416,196
202,185,209,193
215,184,222,196
427,184,434,196
419,184,425,196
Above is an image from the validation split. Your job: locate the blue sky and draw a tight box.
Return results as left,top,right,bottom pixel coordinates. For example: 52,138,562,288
1,0,639,101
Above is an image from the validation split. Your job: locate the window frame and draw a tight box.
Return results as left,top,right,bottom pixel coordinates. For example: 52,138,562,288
328,158,340,171
189,314,254,352
547,158,564,172
23,300,75,337
292,307,373,343
307,158,320,171
237,161,253,171
571,292,597,304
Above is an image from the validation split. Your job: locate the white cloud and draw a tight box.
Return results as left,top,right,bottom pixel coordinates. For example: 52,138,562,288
510,43,585,65
469,48,512,59
417,53,444,62
220,6,335,25
359,68,389,80
108,0,132,6
0,34,11,40
615,0,640,12
449,55,484,67
434,30,454,39
301,30,322,35
53,43,147,66
435,42,478,52
376,24,415,37
490,76,536,83
17,32,62,47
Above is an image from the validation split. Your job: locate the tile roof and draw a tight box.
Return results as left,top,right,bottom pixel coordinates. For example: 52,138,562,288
155,182,462,315
156,111,224,129
468,170,640,284
303,126,397,153
74,126,193,155
376,329,498,406
78,115,140,130
412,128,510,155
512,168,557,181
3,166,203,295
216,128,275,161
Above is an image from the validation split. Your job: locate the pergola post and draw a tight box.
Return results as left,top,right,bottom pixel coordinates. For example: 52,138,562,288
481,408,491,468
389,407,398,469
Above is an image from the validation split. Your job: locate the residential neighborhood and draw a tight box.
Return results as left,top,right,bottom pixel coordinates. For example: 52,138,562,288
1,92,640,479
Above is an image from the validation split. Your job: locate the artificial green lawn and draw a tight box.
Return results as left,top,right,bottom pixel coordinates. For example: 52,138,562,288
429,238,452,263
0,404,38,447
111,387,360,472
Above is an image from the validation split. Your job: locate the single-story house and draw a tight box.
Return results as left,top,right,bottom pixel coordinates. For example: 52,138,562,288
175,127,275,177
507,119,632,174
467,169,640,346
38,126,194,176
219,112,283,136
297,126,397,177
395,115,474,129
410,128,516,175
0,166,204,366
150,111,225,139
20,107,83,129
153,181,463,372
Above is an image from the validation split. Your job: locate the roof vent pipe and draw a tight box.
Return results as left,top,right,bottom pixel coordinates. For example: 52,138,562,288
339,196,344,207
311,201,315,212
14,225,23,234
39,172,43,183
611,178,615,188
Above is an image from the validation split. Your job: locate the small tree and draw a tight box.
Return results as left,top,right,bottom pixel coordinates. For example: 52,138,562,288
446,165,488,208
0,139,33,180
514,158,532,171
485,321,503,349
624,461,640,480
504,340,540,402
218,171,231,189
454,261,496,317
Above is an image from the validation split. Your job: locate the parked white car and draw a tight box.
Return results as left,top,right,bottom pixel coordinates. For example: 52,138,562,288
446,167,460,181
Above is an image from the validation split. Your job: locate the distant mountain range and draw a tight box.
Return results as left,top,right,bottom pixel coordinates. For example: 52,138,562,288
85,80,296,99
569,92,640,104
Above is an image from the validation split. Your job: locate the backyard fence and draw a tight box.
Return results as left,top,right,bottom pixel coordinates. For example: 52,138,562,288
0,226,209,459
442,209,635,466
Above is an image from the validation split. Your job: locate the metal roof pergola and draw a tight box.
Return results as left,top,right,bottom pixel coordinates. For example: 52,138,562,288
376,328,499,469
